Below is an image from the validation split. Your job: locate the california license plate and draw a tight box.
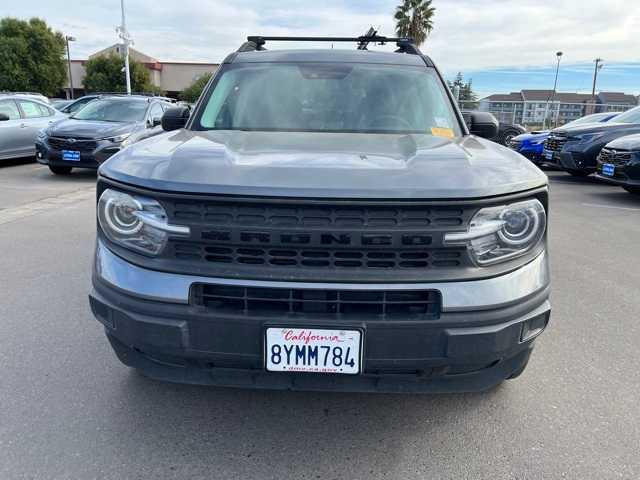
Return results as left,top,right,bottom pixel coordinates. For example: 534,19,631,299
602,163,615,176
544,150,554,160
265,327,362,375
62,150,80,161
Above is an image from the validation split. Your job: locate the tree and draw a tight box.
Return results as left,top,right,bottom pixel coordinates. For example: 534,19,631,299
83,53,161,94
448,72,477,107
180,72,213,103
394,0,436,46
0,17,66,96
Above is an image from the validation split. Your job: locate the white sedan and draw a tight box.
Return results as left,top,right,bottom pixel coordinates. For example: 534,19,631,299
0,95,66,161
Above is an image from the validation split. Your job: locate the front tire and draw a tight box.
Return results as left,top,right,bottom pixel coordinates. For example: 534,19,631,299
499,130,519,146
623,186,640,195
49,165,72,175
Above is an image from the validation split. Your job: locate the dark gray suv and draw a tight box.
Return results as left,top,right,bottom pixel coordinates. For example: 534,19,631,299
36,95,172,175
89,36,551,393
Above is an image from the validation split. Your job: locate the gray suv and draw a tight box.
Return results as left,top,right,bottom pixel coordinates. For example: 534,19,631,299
36,95,172,175
89,35,551,393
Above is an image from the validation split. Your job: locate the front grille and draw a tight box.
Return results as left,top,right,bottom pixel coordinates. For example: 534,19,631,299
598,148,633,166
544,135,567,152
162,198,474,274
170,201,466,228
172,242,463,269
191,283,442,319
48,136,98,152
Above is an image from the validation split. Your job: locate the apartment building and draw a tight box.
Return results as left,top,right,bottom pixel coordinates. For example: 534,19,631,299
479,89,638,125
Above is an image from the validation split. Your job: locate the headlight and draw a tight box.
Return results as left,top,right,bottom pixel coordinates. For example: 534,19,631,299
103,133,131,143
36,129,47,140
444,199,546,266
98,189,189,256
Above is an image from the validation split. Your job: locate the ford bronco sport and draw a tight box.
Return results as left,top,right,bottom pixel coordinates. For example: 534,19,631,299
89,35,551,393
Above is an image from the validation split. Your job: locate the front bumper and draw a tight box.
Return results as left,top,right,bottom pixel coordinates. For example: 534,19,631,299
512,144,545,163
550,149,596,173
89,241,551,393
595,160,640,187
35,139,121,169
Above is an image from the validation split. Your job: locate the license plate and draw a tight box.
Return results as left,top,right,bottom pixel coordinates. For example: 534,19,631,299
602,163,615,176
544,150,554,160
265,327,362,375
62,150,80,161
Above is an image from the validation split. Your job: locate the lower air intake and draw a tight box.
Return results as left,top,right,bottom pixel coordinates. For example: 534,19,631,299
191,284,441,320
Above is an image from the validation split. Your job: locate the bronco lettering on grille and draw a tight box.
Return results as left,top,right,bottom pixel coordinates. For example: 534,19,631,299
200,229,433,247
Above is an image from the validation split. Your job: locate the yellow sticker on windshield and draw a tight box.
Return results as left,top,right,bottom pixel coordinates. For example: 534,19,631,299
431,127,455,138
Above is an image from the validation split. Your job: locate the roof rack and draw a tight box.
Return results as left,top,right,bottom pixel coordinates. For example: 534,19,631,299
239,34,421,55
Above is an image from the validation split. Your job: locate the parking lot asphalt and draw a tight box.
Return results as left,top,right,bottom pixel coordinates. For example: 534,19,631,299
0,159,639,480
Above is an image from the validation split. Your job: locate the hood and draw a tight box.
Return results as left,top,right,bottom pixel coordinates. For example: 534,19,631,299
514,131,548,142
99,130,547,199
48,118,138,139
553,121,636,136
604,133,640,150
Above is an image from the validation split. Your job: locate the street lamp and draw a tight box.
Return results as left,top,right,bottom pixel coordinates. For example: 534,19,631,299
116,0,132,95
591,58,604,114
65,35,76,99
543,51,563,129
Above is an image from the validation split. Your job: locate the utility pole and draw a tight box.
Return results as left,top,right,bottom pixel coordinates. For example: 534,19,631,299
590,58,604,114
543,51,562,129
117,0,132,95
65,35,76,99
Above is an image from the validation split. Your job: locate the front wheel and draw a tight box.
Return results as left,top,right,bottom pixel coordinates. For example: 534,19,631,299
623,186,640,195
49,165,72,175
499,130,519,146
566,169,590,177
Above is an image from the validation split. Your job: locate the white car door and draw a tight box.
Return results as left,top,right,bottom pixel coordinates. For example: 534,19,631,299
15,100,58,157
0,99,25,160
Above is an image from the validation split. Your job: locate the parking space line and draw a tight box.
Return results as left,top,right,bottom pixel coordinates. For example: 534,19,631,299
0,187,95,226
582,203,640,212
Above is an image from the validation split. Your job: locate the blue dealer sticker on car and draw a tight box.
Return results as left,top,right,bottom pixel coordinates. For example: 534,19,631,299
602,164,615,176
62,150,81,162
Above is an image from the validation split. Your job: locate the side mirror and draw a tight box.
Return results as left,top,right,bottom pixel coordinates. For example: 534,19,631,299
161,107,190,132
467,111,499,139
0,113,10,121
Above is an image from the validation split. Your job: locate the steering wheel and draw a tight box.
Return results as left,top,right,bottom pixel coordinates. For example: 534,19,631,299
363,114,413,130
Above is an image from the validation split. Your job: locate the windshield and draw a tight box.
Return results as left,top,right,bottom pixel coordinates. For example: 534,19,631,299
611,106,640,124
197,63,461,136
71,99,148,122
564,113,614,127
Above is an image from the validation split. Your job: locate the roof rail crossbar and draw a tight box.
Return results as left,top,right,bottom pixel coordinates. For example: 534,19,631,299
243,35,420,54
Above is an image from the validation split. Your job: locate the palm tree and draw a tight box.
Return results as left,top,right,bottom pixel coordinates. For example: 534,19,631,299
394,0,436,46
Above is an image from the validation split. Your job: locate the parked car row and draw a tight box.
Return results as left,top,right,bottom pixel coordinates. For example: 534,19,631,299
508,107,640,196
0,92,175,174
508,112,618,163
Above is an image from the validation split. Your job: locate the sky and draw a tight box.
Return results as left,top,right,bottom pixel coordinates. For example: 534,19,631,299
2,0,639,96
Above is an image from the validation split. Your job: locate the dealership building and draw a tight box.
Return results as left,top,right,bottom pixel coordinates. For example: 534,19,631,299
63,44,219,98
